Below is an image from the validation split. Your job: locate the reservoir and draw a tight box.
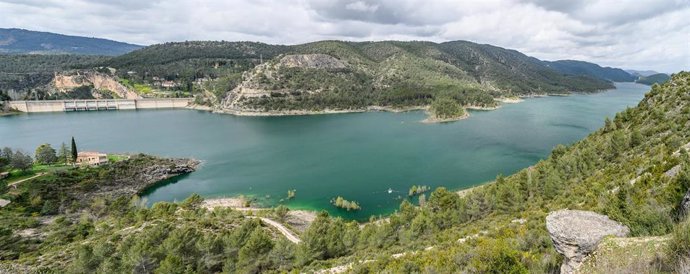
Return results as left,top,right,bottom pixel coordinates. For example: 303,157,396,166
0,83,650,220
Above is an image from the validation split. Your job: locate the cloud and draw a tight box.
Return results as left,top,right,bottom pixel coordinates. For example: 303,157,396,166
0,0,688,72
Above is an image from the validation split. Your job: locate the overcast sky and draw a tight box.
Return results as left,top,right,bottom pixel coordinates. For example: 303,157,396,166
1,0,688,72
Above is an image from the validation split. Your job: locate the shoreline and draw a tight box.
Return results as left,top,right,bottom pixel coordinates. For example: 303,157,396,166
201,197,318,231
213,105,429,117
421,111,470,123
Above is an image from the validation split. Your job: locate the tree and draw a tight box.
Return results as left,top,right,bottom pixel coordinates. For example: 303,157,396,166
1,147,12,160
431,97,465,119
35,144,57,165
57,142,70,163
0,147,9,171
10,150,32,172
71,137,78,163
274,205,289,222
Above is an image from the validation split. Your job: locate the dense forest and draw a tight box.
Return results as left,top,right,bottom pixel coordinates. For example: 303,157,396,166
543,60,636,82
1,72,688,273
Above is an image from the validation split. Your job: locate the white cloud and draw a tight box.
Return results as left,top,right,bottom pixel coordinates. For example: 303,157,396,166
0,0,687,72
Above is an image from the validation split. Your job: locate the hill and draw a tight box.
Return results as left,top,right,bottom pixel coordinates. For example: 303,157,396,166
626,69,661,77
3,39,615,114
544,60,635,82
0,28,142,56
636,73,671,85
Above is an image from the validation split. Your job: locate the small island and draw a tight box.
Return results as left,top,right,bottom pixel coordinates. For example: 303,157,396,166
422,97,468,123
330,196,361,211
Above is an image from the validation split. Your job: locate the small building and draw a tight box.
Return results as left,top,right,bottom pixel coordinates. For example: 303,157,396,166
76,151,108,166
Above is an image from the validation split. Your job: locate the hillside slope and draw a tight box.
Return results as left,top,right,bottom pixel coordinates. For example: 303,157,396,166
637,73,671,85
216,40,613,113
0,28,142,56
544,60,635,82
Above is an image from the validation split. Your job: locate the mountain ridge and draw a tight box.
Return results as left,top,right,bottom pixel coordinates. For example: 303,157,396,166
0,28,142,56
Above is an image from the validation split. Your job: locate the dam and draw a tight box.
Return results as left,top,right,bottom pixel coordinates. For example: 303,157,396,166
8,98,193,113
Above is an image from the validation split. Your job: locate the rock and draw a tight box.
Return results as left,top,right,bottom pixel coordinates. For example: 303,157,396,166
546,210,630,274
681,190,690,217
664,164,682,178
53,71,141,99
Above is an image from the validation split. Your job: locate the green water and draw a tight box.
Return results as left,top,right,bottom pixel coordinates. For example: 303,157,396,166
0,83,649,220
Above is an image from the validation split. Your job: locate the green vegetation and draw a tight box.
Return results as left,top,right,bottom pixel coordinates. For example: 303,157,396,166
106,154,128,163
0,55,107,99
239,40,612,111
0,28,141,55
408,185,430,196
1,73,688,273
34,144,57,165
70,137,77,163
636,73,671,85
543,60,636,82
666,216,690,270
430,97,465,119
330,196,361,211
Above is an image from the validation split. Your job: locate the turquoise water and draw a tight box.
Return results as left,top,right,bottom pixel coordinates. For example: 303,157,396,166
0,83,649,220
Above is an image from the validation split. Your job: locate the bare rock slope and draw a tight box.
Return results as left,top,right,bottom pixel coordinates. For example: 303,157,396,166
546,209,630,274
53,71,141,99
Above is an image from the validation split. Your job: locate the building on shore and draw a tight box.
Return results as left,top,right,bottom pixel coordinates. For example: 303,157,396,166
76,151,108,166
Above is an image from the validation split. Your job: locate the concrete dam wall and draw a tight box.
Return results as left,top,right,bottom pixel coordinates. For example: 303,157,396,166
9,98,193,113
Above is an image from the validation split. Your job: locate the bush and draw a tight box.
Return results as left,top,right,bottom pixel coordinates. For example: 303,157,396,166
666,217,690,271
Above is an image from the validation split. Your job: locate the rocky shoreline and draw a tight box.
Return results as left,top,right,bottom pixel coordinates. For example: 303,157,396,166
81,154,201,200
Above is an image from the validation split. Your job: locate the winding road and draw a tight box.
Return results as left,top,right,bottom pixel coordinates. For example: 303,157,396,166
249,216,302,244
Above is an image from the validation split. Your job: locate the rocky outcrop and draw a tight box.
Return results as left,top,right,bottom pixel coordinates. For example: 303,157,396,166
546,210,630,274
279,54,346,69
77,154,200,200
681,190,690,217
53,71,141,99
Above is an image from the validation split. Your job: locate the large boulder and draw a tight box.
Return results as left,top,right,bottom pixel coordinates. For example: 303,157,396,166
546,210,630,274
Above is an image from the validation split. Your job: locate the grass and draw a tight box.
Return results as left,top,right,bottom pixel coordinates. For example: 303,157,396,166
2,164,70,185
107,154,129,163
133,83,153,94
578,236,669,274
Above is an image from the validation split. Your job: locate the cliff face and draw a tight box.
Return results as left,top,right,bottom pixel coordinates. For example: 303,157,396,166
53,71,141,99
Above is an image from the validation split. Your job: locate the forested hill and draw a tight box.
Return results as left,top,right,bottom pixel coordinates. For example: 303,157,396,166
636,73,671,85
0,28,142,56
100,40,614,112
543,59,636,82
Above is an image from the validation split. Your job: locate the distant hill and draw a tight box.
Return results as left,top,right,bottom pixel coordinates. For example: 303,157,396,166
543,60,635,82
635,73,671,85
626,69,660,77
0,28,142,56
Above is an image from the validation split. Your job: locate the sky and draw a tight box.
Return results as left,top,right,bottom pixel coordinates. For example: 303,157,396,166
1,0,689,72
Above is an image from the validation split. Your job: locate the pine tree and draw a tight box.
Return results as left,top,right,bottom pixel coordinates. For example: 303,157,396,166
71,137,78,163
58,142,69,163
